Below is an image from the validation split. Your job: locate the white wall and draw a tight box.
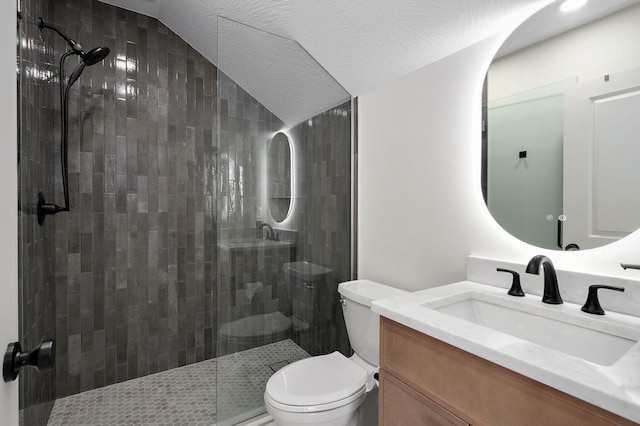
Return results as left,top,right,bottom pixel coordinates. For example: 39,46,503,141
0,0,19,423
489,3,640,101
357,22,640,292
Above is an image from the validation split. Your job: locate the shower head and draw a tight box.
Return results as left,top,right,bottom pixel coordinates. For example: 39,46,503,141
66,48,110,87
82,47,110,66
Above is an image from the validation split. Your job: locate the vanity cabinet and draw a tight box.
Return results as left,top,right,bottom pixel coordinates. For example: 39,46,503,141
379,318,635,426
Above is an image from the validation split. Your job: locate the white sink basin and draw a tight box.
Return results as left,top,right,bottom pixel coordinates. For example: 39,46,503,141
423,291,638,366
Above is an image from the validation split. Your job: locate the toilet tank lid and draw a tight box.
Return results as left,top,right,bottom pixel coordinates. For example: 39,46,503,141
284,261,333,280
338,280,407,307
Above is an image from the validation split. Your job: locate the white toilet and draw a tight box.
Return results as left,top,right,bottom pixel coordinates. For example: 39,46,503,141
264,280,407,425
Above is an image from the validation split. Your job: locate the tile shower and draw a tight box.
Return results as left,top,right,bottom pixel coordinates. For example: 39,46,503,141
18,0,352,424
44,1,219,397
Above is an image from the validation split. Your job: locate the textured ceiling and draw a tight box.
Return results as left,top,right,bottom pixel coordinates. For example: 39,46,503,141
100,0,630,125
217,17,350,126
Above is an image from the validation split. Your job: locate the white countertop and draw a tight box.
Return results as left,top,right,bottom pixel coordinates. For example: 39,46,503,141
372,281,640,423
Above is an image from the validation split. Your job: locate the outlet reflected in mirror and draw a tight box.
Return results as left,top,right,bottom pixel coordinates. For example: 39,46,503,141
268,132,292,222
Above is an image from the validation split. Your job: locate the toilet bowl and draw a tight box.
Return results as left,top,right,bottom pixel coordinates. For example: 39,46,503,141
265,352,371,426
264,280,407,425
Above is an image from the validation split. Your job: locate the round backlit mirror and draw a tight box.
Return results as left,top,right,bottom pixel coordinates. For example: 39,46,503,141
483,0,640,250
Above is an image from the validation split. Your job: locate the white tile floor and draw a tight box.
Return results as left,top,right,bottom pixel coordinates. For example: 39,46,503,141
47,340,309,426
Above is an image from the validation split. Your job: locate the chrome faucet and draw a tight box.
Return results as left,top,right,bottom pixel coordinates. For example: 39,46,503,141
525,255,563,304
258,223,276,241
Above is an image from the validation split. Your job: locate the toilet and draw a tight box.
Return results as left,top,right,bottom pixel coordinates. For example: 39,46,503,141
264,280,407,425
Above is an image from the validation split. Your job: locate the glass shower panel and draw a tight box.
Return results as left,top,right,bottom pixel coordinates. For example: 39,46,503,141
216,17,352,425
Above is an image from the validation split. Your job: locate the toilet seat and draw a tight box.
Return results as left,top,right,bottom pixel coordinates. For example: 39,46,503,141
265,386,365,413
265,352,368,412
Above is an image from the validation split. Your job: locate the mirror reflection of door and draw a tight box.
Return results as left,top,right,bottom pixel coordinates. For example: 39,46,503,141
268,132,292,222
563,67,640,249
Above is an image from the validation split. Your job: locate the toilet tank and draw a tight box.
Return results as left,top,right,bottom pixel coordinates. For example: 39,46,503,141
338,280,407,366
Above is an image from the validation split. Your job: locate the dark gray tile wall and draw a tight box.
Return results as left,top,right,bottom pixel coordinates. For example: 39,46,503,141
49,0,217,398
17,0,57,424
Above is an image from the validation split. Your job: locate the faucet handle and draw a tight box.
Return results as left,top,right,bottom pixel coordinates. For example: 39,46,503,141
581,285,624,315
497,268,524,297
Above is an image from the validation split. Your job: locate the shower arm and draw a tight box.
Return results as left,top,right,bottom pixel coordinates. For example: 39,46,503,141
38,18,83,54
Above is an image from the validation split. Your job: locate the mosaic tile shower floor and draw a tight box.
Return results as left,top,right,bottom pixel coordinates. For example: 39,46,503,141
47,340,309,426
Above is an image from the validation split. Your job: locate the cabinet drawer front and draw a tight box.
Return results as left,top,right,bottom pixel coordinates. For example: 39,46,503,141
380,317,634,426
380,370,469,426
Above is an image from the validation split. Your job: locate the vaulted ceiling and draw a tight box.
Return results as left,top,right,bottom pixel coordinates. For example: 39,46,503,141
96,0,634,125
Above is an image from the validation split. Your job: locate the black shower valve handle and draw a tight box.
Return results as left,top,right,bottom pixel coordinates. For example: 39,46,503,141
3,340,55,382
496,267,525,297
581,285,625,315
37,192,67,226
